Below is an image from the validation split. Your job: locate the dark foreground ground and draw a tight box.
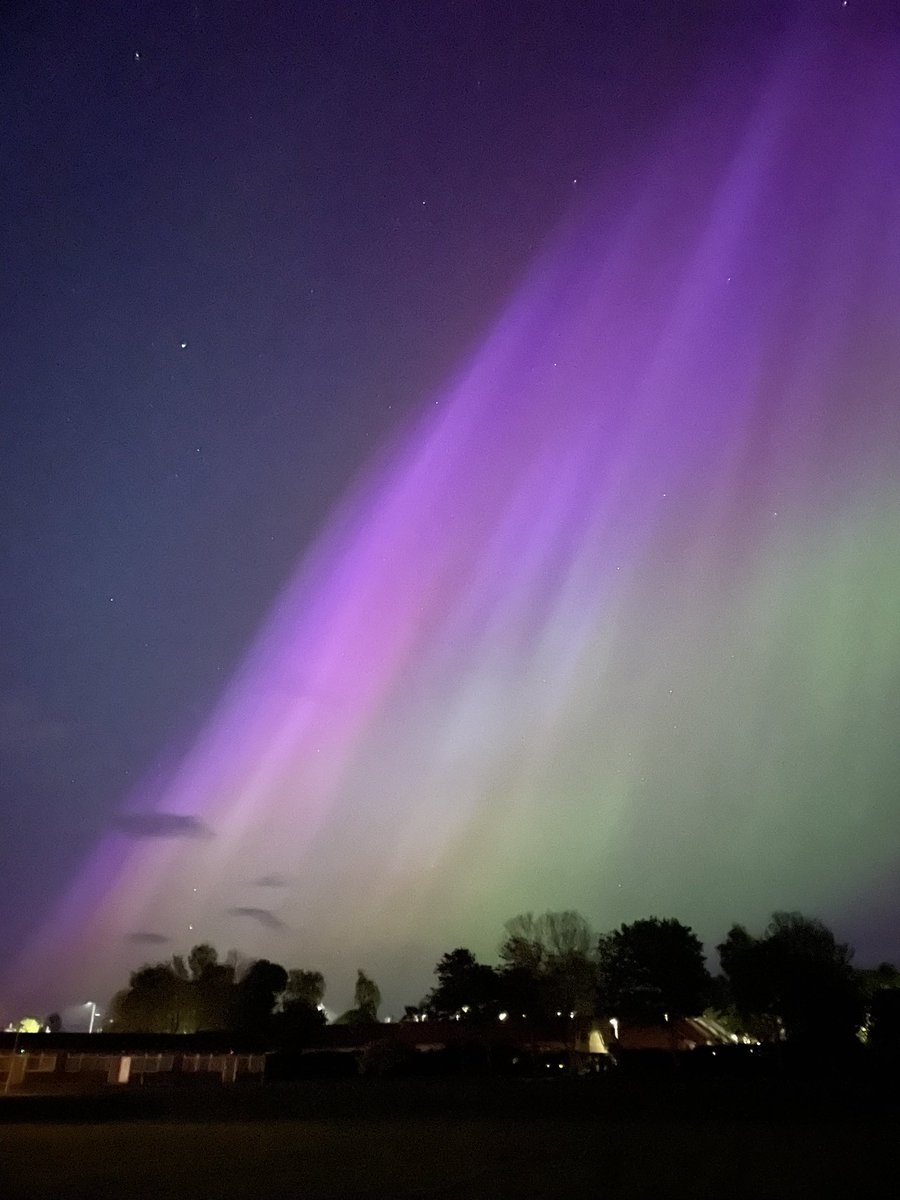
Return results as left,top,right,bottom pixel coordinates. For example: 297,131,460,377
2,1073,897,1199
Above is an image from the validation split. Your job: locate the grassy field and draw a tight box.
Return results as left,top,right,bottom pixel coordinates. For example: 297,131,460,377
2,1076,897,1198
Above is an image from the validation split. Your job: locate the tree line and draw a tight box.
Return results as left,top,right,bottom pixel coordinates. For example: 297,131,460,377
106,944,380,1039
420,910,891,1047
99,909,899,1047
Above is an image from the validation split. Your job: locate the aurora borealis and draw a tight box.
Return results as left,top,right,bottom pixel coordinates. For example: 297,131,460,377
2,4,899,1019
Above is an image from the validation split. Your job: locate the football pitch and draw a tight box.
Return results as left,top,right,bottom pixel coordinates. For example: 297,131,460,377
1,1076,895,1198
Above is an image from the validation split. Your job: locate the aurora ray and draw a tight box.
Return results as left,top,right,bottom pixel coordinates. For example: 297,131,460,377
7,17,900,1015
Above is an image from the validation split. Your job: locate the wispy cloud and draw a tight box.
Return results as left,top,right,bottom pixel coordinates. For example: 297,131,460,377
127,931,171,945
113,813,213,840
226,906,286,930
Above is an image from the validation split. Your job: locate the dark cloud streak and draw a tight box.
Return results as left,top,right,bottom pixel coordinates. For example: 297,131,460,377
251,873,290,888
112,813,213,840
226,907,286,931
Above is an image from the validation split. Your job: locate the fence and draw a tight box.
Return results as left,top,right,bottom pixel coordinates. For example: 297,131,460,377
1,1050,266,1088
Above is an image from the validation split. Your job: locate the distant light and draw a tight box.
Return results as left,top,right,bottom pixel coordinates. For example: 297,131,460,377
569,1011,575,1019
461,1005,469,1013
498,1012,508,1022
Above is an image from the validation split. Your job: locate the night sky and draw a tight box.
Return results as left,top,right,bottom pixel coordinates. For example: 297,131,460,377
3,1,899,1022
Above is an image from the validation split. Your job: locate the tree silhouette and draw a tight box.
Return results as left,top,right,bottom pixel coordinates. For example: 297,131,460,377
354,969,381,1021
868,987,900,1055
283,969,325,1008
335,970,382,1024
274,968,327,1042
188,943,219,980
107,945,323,1034
424,948,502,1019
499,911,596,1019
718,912,862,1044
195,959,236,1030
499,912,548,976
109,963,193,1032
234,959,288,1031
597,917,710,1024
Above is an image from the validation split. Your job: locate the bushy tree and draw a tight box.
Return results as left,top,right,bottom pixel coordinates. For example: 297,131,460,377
597,917,711,1024
499,911,597,1019
868,987,900,1055
276,1002,326,1043
424,948,503,1019
234,959,289,1031
108,944,294,1033
195,959,237,1031
500,912,549,976
274,968,327,1043
354,969,381,1021
859,961,900,1004
335,970,382,1024
283,969,325,1009
109,963,194,1032
717,912,863,1044
188,943,219,980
